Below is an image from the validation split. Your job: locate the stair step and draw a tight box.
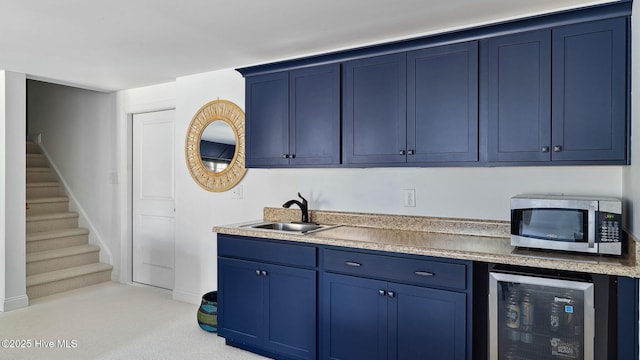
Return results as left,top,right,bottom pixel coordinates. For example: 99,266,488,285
26,182,62,198
26,141,40,154
26,167,55,183
26,263,113,299
27,212,79,233
27,245,100,275
26,153,47,167
23,141,113,299
26,228,90,253
26,196,69,215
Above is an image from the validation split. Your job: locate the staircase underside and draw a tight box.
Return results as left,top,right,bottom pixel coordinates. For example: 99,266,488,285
26,141,113,299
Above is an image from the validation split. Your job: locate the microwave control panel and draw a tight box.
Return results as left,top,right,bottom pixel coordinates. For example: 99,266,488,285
597,212,621,243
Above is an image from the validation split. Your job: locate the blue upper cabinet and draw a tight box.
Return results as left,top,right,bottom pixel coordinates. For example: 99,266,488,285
407,42,478,163
239,2,631,168
245,72,290,167
551,18,628,163
485,17,628,165
290,64,341,166
484,30,552,163
343,53,407,165
343,43,479,166
245,64,340,167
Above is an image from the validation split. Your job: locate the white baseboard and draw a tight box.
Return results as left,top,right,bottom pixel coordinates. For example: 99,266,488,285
1,294,29,312
172,288,201,305
111,270,122,282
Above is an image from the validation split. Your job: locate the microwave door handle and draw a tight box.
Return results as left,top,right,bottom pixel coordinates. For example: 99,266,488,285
588,203,596,249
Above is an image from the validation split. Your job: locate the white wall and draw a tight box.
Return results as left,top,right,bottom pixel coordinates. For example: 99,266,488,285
0,71,28,311
623,4,640,238
27,81,117,269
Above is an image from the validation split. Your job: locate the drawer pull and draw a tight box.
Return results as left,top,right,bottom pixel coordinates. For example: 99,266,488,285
345,261,362,267
415,271,435,277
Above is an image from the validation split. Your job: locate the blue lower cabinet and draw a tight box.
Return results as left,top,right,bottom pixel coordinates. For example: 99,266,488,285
218,258,264,344
322,273,467,360
218,257,317,360
322,274,388,360
392,283,466,360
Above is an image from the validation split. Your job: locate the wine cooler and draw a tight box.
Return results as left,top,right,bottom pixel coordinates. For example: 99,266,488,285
489,267,616,360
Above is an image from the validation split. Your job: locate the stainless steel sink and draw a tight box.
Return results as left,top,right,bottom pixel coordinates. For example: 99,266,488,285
242,221,338,234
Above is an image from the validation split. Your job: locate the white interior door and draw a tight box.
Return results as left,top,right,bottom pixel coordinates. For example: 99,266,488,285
132,109,175,289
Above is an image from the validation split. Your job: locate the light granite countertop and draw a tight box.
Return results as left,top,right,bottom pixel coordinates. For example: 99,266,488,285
213,208,639,278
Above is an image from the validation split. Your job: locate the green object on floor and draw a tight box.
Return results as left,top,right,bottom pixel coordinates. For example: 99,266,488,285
197,291,218,332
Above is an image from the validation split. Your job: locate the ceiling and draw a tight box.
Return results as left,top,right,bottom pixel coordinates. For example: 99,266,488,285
0,0,614,92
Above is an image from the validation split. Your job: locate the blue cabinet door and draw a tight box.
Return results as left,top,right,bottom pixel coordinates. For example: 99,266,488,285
551,17,627,162
484,30,551,162
343,53,407,165
245,71,290,166
407,42,479,163
322,273,468,360
218,258,264,346
290,64,341,166
322,273,388,360
264,262,317,360
389,283,467,360
219,258,317,360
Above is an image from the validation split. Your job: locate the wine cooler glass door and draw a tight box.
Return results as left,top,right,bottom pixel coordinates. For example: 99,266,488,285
489,272,594,360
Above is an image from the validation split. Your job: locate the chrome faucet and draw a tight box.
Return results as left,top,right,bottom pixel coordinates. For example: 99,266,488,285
283,192,310,223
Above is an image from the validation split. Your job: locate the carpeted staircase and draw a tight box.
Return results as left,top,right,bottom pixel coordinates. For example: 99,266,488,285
26,141,113,299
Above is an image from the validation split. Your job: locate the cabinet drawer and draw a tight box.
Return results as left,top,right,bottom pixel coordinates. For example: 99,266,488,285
218,235,316,268
323,249,467,290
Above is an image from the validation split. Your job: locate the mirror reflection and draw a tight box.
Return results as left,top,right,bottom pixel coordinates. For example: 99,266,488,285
200,120,236,172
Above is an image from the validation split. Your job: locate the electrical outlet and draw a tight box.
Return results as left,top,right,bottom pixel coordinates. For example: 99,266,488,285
403,189,416,207
232,184,243,200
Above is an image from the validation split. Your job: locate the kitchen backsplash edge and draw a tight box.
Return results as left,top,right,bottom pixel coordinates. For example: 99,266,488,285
263,207,510,238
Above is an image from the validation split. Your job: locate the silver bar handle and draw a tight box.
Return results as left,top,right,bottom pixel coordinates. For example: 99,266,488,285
588,203,596,249
415,271,435,277
345,261,362,267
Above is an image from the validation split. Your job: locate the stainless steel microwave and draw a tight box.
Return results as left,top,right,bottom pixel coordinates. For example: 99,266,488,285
510,194,622,255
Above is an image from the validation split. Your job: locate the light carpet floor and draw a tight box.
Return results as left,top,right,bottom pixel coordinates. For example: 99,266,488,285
0,282,268,359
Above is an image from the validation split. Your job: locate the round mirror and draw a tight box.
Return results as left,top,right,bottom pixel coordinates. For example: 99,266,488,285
200,120,235,173
185,99,247,192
